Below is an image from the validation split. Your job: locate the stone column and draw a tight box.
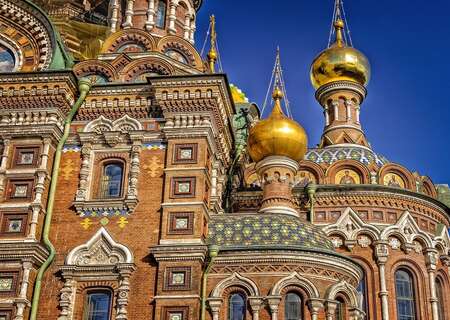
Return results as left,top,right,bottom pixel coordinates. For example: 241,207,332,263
145,0,156,30
14,261,33,320
426,249,439,320
248,297,263,320
345,100,352,121
208,298,223,320
183,14,191,40
0,138,11,197
255,156,299,217
355,105,361,124
57,275,76,320
324,105,330,126
332,101,339,121
110,0,120,32
308,299,324,320
267,296,281,320
116,266,134,319
122,0,135,28
375,242,390,320
75,143,92,202
127,140,142,200
168,1,177,34
189,18,196,44
325,300,337,320
39,138,51,170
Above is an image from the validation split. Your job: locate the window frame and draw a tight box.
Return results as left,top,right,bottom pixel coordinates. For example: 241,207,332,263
170,177,196,198
435,276,446,320
83,288,113,320
12,146,40,168
0,271,19,296
0,309,12,320
284,292,303,320
394,268,417,320
96,160,125,200
228,292,246,320
155,0,167,29
168,212,194,235
163,306,189,320
0,212,28,236
173,144,198,164
5,178,34,201
164,267,192,291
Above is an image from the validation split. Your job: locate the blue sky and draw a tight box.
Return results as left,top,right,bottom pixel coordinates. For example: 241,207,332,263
195,0,450,184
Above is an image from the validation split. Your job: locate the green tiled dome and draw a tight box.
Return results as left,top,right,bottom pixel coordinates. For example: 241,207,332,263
207,214,334,252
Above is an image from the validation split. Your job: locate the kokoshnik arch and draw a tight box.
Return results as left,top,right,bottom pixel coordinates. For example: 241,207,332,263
0,0,449,319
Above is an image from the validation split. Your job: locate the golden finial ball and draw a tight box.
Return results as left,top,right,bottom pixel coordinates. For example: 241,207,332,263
247,96,308,163
272,87,283,100
310,44,371,89
334,19,345,29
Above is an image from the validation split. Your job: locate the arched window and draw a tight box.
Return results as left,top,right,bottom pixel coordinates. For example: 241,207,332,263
99,162,124,198
395,269,416,320
285,292,302,320
335,297,346,320
156,0,167,28
436,277,445,320
84,290,112,320
229,293,246,320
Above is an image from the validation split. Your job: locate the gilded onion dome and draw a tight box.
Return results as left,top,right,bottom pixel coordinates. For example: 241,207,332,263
310,19,371,89
247,87,308,163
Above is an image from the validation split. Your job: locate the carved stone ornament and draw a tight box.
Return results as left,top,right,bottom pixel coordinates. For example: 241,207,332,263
74,115,144,216
58,228,135,320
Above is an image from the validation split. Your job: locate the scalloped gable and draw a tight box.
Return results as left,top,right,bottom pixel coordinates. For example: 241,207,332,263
66,227,133,266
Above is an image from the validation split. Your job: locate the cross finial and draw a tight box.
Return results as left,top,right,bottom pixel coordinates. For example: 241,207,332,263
207,15,217,73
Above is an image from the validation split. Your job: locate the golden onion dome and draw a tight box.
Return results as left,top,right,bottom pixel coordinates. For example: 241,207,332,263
310,19,371,90
247,87,308,163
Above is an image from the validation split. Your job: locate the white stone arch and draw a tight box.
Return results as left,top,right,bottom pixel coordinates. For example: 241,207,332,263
325,280,359,308
66,227,133,266
322,207,381,241
59,227,135,320
433,224,450,255
112,114,143,132
270,272,319,299
380,211,433,248
83,115,114,133
210,272,260,298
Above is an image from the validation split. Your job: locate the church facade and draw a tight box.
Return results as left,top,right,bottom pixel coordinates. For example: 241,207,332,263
0,0,449,320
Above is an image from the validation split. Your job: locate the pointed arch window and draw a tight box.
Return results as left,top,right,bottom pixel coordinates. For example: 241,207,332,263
285,292,302,320
395,269,416,320
84,290,112,320
99,162,124,198
436,277,445,320
229,293,246,320
156,0,167,28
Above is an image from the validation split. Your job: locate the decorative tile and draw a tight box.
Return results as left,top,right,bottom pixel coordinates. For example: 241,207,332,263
14,185,28,198
207,215,334,251
60,159,77,181
0,278,12,291
143,156,164,178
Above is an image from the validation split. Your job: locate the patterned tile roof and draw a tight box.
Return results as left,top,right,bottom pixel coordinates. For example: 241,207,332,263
305,146,388,167
207,214,334,252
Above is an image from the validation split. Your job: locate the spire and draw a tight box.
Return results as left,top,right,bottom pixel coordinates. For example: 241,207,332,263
207,15,217,73
261,48,292,118
328,0,353,48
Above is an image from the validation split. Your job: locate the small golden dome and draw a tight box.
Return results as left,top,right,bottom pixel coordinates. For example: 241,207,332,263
310,19,371,89
247,88,308,163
